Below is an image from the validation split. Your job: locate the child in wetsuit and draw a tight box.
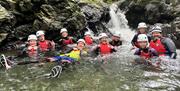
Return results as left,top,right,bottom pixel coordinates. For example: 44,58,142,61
1,34,39,69
134,34,159,66
45,39,87,65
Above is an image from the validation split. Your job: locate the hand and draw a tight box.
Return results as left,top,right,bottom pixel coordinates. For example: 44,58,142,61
69,37,73,39
50,40,55,48
59,39,63,42
46,58,55,62
170,53,176,59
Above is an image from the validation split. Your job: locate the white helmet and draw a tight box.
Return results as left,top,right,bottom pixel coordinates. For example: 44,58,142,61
28,34,37,41
60,28,68,33
77,39,86,44
99,33,108,39
151,26,162,33
137,34,148,42
84,32,91,36
36,30,45,37
138,22,147,29
113,33,121,37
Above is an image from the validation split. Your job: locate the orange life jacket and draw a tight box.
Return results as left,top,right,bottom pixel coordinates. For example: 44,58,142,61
38,40,49,51
63,38,73,45
99,44,112,54
27,46,38,57
140,50,151,59
149,39,166,56
84,36,93,45
27,46,37,52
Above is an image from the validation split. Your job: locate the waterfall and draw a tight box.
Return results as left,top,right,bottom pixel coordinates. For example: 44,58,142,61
107,4,135,42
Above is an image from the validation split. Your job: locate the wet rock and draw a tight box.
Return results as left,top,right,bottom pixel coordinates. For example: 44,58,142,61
175,17,180,32
174,32,180,49
18,0,33,12
0,0,87,46
0,0,16,10
0,4,16,45
0,5,15,26
14,24,35,40
0,33,8,44
173,17,180,49
35,4,56,28
118,0,177,28
78,3,110,34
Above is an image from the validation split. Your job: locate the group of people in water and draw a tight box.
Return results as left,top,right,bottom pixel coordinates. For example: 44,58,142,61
0,22,177,70
132,22,177,67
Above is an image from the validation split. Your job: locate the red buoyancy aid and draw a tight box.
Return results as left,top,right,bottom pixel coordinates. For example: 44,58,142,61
140,50,151,59
63,38,73,45
150,39,166,55
28,46,38,51
99,44,112,54
84,36,93,45
38,40,49,51
27,46,38,56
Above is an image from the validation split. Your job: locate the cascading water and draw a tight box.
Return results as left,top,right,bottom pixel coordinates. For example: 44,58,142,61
106,3,137,65
107,4,135,42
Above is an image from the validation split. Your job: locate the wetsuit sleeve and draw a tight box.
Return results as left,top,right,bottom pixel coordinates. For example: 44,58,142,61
111,46,117,52
90,45,99,56
119,41,122,46
161,38,177,58
58,38,64,47
109,41,113,45
60,47,73,54
150,48,159,57
134,49,140,55
131,34,138,46
147,35,152,42
16,47,29,57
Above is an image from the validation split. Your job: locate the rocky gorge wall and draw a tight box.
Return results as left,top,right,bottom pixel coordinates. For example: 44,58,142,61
0,0,180,49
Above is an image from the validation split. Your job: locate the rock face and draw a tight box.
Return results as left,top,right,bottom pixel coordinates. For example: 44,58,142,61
118,0,178,28
0,0,86,45
1,0,180,49
78,3,110,35
0,0,113,47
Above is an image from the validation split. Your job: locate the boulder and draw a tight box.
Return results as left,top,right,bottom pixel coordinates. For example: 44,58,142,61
0,5,15,26
118,0,177,28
